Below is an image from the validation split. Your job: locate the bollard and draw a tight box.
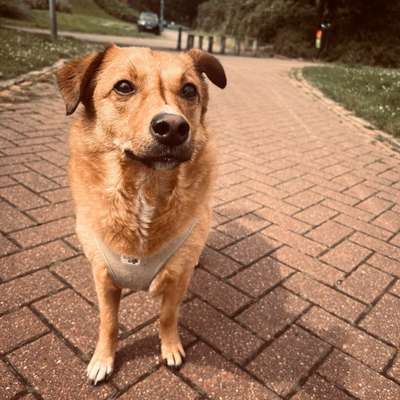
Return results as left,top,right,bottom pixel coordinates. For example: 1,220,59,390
234,38,241,55
177,27,182,51
208,36,214,53
220,36,226,54
186,34,194,50
252,38,258,57
198,35,203,50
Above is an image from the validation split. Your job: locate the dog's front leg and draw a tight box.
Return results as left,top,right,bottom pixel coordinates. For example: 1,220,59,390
158,271,191,368
87,265,121,385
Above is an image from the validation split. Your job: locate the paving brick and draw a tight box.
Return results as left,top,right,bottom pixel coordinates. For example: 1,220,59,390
0,185,48,210
371,210,400,232
27,200,74,223
0,307,48,354
0,360,23,400
367,253,400,278
206,229,237,250
390,280,400,297
41,187,71,203
29,160,65,177
248,192,300,215
272,246,343,286
283,273,365,322
9,334,113,400
237,286,309,340
181,342,279,400
322,199,373,222
181,299,263,364
215,185,254,202
276,177,314,195
216,213,270,240
51,255,97,303
0,234,19,256
119,367,198,400
291,374,353,400
10,216,75,248
228,256,293,297
247,325,330,397
0,240,75,280
359,294,400,347
334,213,392,241
263,224,326,257
119,291,160,331
0,200,34,232
295,204,338,226
344,183,377,201
13,171,59,192
0,270,64,313
338,264,393,303
319,350,400,400
351,232,400,261
388,354,400,383
390,232,400,247
222,233,281,265
199,246,241,278
306,220,353,247
312,186,358,206
214,198,262,219
189,269,250,315
357,196,393,215
255,207,311,234
298,307,395,371
34,289,98,355
320,240,372,272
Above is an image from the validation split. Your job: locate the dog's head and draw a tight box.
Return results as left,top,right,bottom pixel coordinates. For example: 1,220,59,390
57,46,226,170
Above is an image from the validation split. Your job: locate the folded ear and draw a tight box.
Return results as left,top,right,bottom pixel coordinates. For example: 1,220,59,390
56,50,108,115
188,49,227,89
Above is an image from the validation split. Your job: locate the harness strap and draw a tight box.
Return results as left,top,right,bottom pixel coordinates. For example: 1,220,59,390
94,221,197,291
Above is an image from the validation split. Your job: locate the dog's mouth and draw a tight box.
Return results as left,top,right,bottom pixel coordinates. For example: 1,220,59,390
124,149,191,170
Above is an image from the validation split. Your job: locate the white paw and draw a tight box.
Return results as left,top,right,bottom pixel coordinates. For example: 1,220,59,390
87,354,114,385
161,340,186,368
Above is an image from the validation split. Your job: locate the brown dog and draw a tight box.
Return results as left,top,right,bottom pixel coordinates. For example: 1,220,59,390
56,45,226,384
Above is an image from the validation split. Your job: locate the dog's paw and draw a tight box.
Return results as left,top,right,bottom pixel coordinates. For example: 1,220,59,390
161,340,186,368
87,353,114,385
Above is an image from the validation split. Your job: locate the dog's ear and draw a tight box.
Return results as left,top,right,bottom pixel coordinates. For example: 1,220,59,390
56,50,108,115
188,49,227,89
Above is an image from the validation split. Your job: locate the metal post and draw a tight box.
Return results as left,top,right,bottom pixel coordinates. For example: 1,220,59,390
208,36,213,53
234,38,240,55
159,0,164,33
220,36,226,54
186,34,194,50
49,0,57,40
252,38,258,57
198,35,203,50
177,26,182,51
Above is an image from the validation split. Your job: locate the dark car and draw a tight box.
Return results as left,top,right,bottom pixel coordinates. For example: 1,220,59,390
137,12,160,35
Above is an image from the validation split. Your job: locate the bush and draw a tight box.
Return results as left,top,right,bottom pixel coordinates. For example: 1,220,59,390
0,0,32,20
25,0,72,13
94,0,138,22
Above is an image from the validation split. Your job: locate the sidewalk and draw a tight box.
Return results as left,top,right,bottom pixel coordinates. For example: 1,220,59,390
0,56,399,399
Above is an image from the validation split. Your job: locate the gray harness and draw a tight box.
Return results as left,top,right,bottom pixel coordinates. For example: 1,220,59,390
95,221,196,291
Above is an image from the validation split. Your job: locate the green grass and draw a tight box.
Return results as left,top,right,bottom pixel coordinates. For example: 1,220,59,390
0,27,102,80
0,0,144,37
303,65,400,139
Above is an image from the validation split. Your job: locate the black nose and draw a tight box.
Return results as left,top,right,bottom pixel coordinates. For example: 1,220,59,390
150,113,190,147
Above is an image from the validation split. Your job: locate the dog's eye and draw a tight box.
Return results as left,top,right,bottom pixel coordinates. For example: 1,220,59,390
180,83,197,99
113,80,136,95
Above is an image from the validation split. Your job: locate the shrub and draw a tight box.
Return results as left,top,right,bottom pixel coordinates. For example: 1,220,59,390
25,0,72,13
0,0,32,20
94,0,138,22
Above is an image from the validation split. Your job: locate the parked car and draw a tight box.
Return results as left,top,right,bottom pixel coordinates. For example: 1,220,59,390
137,12,160,35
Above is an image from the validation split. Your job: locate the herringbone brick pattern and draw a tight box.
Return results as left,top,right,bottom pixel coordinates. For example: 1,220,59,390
1,56,400,399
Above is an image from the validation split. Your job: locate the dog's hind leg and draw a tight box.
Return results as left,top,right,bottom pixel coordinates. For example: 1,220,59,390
87,265,121,385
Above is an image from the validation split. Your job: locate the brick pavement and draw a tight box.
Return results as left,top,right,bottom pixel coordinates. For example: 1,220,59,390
0,56,400,399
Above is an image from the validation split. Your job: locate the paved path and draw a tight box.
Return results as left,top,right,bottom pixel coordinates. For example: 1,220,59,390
5,25,181,50
1,56,400,399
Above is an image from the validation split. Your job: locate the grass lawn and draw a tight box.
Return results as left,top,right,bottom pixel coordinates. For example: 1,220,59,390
0,0,143,37
0,27,102,80
303,65,400,139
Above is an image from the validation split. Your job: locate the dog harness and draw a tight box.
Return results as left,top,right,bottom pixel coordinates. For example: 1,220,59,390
95,221,197,291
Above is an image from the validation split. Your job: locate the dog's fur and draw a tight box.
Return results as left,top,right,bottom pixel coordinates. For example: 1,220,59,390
56,45,226,384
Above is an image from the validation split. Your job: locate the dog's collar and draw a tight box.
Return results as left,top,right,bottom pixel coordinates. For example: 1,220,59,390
94,221,197,291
